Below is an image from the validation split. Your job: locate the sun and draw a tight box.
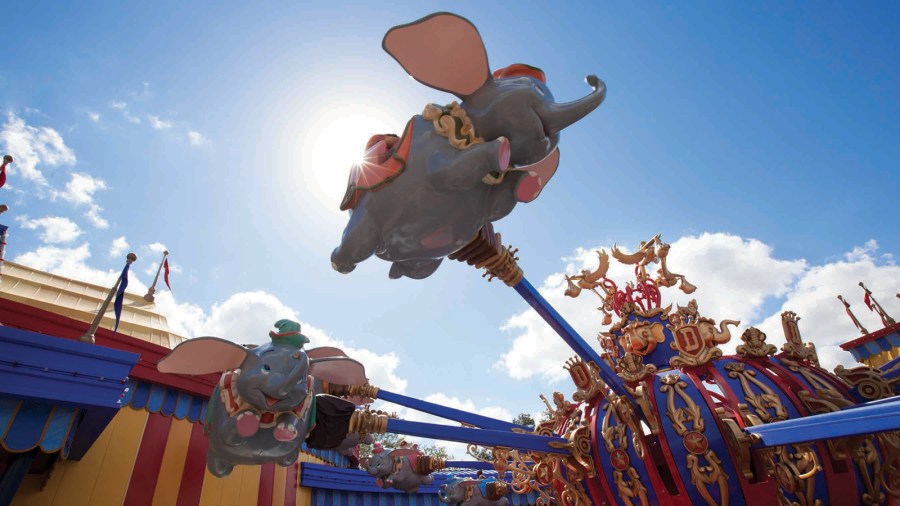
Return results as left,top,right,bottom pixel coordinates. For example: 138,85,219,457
302,107,402,212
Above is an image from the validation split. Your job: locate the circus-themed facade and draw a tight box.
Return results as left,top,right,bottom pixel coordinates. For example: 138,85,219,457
0,259,541,506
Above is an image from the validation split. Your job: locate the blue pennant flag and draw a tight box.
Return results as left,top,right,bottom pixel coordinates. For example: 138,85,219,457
113,263,130,332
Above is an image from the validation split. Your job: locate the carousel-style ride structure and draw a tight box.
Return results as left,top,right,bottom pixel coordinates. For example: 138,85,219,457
1,10,898,506
152,11,900,506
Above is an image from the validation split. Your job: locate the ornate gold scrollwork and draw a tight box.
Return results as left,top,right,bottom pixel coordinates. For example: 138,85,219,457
715,407,758,480
618,352,658,383
736,327,777,358
448,223,523,286
659,374,730,506
724,362,788,423
878,431,900,499
781,311,819,366
348,407,389,438
422,101,484,151
763,444,822,506
632,383,660,435
565,357,607,402
833,365,894,401
602,396,650,506
848,436,886,506
489,448,592,506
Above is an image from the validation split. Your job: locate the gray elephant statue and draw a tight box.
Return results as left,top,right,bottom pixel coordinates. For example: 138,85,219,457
363,443,440,494
157,320,366,477
438,475,509,506
336,432,374,468
332,12,606,280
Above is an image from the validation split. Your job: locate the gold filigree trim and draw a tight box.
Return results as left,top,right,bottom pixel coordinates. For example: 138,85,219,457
602,397,649,506
422,102,484,151
736,327,777,358
833,365,894,401
617,353,657,383
781,311,819,365
659,374,729,505
564,357,607,402
348,408,389,438
763,444,822,506
724,362,788,423
448,223,523,286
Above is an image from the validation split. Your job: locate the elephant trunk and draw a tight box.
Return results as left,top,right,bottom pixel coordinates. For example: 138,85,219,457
541,75,606,136
274,359,308,398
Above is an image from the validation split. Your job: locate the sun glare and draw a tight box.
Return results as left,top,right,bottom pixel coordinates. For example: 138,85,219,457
302,108,401,212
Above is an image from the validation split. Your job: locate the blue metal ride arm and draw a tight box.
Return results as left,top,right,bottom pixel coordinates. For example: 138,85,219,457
513,277,631,399
376,389,529,432
386,419,570,455
746,396,900,447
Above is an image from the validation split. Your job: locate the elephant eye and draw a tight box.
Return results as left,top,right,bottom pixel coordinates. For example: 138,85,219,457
261,364,271,374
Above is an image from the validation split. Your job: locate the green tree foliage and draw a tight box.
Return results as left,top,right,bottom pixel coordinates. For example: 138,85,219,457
512,412,536,428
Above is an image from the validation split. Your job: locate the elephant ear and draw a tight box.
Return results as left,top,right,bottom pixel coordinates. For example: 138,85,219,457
309,356,367,386
383,12,490,97
157,337,247,375
306,346,348,360
512,148,560,203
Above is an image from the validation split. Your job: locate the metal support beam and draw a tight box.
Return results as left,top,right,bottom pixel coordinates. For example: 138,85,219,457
747,396,900,447
513,277,631,400
377,389,529,432
386,419,570,455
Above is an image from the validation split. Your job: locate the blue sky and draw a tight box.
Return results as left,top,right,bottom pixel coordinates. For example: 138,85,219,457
3,1,899,457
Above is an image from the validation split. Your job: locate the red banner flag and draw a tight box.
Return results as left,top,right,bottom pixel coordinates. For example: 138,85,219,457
863,291,873,311
163,257,172,291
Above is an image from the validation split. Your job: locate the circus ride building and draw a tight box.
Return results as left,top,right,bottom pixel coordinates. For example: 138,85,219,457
2,10,900,506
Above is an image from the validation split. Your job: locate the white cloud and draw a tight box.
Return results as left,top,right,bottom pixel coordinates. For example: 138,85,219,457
87,111,100,123
124,112,141,124
109,236,129,257
0,112,77,185
187,130,205,145
16,216,82,244
51,172,109,228
148,115,172,130
13,243,141,290
109,101,127,109
14,240,406,393
754,240,900,370
496,233,894,382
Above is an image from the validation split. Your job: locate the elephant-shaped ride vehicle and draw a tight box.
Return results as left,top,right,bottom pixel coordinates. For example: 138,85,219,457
363,442,443,494
438,474,509,506
332,12,606,280
158,320,367,477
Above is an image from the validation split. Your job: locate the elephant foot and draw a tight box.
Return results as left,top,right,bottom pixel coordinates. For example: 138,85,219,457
389,258,443,279
331,257,356,274
236,411,260,437
207,454,234,478
274,422,298,442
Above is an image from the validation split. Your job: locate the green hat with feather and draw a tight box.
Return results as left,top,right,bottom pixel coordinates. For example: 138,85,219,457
269,319,310,348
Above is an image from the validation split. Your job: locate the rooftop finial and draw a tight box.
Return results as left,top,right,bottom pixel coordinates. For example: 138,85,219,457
837,295,869,335
858,282,895,327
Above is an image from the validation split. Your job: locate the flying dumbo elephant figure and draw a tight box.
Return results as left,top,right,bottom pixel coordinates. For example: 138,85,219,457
438,475,509,506
157,320,366,477
332,12,606,280
364,443,437,494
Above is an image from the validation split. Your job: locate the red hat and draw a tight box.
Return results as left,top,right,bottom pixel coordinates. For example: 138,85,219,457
492,63,546,83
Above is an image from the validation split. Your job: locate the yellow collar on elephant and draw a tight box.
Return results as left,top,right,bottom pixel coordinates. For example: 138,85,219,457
218,370,315,428
422,102,484,151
